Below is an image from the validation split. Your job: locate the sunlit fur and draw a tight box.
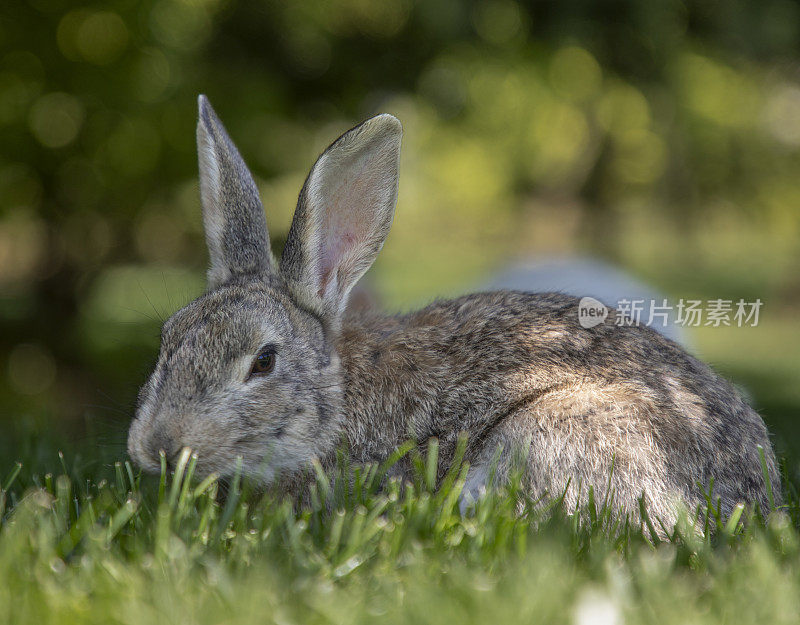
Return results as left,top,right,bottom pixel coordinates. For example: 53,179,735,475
128,96,780,530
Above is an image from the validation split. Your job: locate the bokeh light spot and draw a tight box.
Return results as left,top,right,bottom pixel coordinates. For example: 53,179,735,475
345,0,411,39
150,0,212,51
131,48,173,103
28,92,84,148
0,51,45,124
613,129,666,185
76,11,129,65
528,102,591,183
676,53,758,127
418,59,468,117
0,71,39,125
597,83,651,136
762,83,800,147
57,9,129,65
281,26,332,78
549,46,602,103
472,0,523,45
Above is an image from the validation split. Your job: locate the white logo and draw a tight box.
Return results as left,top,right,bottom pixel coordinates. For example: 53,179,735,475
578,297,608,328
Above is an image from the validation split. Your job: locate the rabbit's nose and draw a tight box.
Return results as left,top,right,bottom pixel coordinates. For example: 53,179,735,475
148,428,182,470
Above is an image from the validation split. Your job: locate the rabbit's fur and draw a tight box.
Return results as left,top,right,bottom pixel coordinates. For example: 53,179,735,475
128,96,780,527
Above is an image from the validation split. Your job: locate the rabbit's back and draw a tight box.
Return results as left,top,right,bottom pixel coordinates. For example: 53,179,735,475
339,290,779,524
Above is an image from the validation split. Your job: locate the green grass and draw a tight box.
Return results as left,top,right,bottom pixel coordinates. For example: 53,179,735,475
2,439,800,625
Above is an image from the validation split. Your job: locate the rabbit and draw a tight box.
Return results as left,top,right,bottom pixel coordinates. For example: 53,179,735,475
127,95,781,529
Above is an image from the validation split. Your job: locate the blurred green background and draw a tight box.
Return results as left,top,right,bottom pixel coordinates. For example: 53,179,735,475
1,0,799,470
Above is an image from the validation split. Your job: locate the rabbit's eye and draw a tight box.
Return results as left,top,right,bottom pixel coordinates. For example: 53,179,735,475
249,348,276,378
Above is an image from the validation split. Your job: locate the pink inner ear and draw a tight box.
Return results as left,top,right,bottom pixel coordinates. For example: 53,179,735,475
317,166,378,299
318,231,356,298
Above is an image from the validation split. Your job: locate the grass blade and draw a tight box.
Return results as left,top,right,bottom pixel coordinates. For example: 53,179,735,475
758,445,775,511
3,462,22,491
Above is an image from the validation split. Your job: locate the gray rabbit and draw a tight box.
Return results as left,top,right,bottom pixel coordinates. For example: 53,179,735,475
128,96,780,528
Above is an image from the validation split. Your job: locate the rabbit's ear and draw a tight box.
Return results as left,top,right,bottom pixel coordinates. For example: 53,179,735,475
280,114,401,320
197,95,274,289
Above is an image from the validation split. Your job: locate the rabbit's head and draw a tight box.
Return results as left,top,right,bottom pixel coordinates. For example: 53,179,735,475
127,96,401,480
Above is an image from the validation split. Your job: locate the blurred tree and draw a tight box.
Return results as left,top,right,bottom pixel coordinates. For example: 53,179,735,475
0,0,798,439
